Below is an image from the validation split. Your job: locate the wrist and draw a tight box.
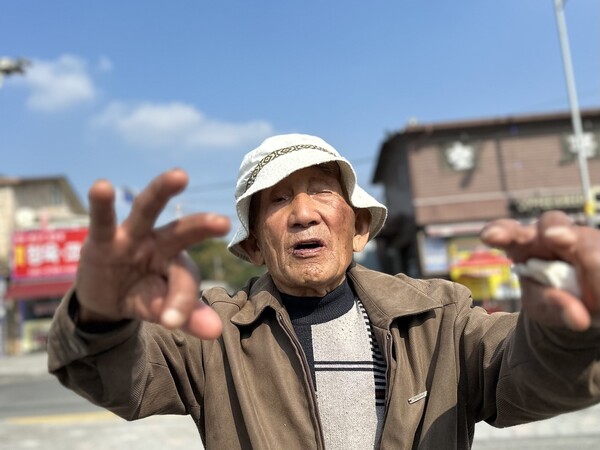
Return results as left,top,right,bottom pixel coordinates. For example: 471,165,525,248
71,290,122,324
69,291,132,334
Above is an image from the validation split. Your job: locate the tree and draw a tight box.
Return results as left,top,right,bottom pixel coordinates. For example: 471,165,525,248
187,239,266,291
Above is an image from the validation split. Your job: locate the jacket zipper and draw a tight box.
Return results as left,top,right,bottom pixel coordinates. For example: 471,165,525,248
381,330,394,441
276,311,326,450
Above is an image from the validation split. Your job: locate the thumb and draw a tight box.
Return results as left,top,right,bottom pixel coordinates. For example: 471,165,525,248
183,302,223,339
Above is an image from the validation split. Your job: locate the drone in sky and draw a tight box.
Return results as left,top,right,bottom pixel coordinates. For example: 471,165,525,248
0,57,31,88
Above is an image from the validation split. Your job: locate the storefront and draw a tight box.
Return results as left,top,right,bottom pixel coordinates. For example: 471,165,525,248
418,229,521,313
449,248,520,313
4,227,87,355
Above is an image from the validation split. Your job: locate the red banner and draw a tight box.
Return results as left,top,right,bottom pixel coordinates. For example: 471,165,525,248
11,228,88,280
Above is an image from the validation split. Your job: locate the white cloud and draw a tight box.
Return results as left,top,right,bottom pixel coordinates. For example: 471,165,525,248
23,55,96,112
92,101,273,151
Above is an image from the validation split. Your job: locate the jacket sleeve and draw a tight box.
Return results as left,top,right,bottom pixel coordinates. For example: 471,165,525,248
455,284,600,428
46,289,207,422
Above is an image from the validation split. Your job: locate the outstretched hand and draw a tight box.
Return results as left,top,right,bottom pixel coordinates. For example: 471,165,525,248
480,211,600,331
75,169,231,339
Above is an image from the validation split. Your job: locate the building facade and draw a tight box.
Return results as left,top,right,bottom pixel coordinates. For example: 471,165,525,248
373,109,600,311
0,176,88,355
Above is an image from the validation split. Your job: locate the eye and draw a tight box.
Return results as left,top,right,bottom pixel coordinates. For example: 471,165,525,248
271,193,289,204
311,189,333,197
309,179,337,195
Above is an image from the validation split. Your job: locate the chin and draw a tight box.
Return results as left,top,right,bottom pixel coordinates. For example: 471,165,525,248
300,271,343,290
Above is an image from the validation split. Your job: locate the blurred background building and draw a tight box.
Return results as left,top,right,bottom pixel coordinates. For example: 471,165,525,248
0,176,88,355
373,108,600,313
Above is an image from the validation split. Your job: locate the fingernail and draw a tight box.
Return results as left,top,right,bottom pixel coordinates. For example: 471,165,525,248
480,226,503,241
162,309,185,328
544,227,576,244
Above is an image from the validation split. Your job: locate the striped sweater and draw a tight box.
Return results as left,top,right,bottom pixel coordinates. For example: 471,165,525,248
281,280,386,449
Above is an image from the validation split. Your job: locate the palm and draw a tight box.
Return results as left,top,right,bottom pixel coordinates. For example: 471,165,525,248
77,232,165,321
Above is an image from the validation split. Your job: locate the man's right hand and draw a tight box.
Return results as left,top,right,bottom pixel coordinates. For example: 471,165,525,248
75,169,231,340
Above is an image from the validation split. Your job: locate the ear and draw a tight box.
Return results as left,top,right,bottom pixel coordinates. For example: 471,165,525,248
352,208,371,253
240,233,265,266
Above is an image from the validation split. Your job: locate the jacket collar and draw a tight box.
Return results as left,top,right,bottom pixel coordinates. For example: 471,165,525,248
347,264,442,329
230,264,442,329
230,273,283,326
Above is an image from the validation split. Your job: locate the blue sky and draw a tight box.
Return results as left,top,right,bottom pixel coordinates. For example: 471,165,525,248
1,1,599,238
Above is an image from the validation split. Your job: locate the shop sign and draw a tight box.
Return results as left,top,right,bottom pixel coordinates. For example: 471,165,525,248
510,193,584,214
10,228,88,280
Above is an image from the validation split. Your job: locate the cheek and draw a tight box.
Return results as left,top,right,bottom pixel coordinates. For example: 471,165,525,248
336,209,359,240
257,220,286,258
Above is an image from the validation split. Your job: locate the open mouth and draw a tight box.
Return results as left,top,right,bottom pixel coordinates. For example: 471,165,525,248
292,239,324,255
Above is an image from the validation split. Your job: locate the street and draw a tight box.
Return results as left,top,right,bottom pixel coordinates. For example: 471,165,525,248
0,373,101,419
0,352,599,449
0,354,201,449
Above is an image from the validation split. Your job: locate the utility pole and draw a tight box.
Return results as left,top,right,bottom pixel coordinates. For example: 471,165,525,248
554,0,595,226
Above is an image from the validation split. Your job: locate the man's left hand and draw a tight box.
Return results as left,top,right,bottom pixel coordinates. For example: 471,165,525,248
480,210,600,331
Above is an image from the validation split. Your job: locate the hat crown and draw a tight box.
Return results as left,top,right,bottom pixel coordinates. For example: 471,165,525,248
235,134,341,200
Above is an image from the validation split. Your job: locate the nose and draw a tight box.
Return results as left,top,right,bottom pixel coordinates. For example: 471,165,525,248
288,193,321,228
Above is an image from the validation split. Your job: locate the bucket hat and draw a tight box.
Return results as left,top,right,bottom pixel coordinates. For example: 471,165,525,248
228,133,388,261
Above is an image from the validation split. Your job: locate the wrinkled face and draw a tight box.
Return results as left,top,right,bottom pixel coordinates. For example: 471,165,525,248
241,164,371,297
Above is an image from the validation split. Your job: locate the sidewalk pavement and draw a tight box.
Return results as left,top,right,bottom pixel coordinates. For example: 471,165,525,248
0,351,49,377
0,351,48,377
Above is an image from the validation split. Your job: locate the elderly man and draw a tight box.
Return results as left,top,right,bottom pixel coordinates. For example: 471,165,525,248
47,134,600,449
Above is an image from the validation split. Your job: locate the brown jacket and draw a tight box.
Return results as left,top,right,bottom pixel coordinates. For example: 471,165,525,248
47,264,600,449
